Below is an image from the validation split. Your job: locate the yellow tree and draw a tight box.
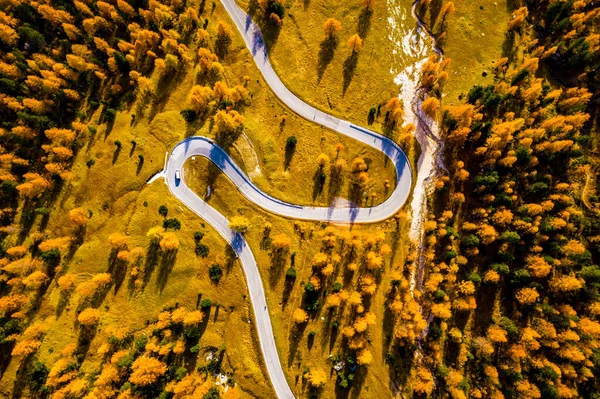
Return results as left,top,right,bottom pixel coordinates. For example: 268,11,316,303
271,234,292,251
69,207,89,227
159,233,180,251
229,216,250,234
322,18,342,39
316,153,330,168
214,109,244,140
108,233,128,249
421,97,440,118
384,97,404,128
129,356,168,386
347,34,363,53
292,308,308,324
0,23,18,46
78,308,101,326
357,348,373,365
362,0,376,11
189,85,213,113
307,369,327,387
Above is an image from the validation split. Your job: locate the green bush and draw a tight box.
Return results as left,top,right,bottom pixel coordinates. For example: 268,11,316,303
163,218,181,230
285,267,297,279
196,243,209,257
209,264,223,282
200,298,212,308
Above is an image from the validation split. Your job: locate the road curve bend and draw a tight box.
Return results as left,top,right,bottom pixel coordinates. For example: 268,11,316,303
168,135,410,223
160,1,415,398
219,0,413,215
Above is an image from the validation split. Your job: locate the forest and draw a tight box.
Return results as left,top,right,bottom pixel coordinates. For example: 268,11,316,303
403,0,600,397
0,0,599,397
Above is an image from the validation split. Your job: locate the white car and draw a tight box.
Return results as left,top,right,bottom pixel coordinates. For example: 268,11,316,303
175,169,181,180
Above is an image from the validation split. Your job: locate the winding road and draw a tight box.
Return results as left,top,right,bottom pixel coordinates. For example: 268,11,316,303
156,0,415,397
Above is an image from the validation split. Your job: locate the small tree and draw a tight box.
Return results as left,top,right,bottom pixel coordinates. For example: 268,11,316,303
158,205,168,217
163,218,181,230
229,216,250,234
421,97,440,119
323,18,342,39
293,308,308,324
286,267,297,280
209,264,223,282
316,153,330,168
129,356,167,386
307,369,327,388
362,0,376,11
348,34,363,53
196,243,210,257
286,136,297,150
69,207,89,227
78,308,101,326
108,233,127,249
272,234,292,251
159,232,180,251
200,298,212,308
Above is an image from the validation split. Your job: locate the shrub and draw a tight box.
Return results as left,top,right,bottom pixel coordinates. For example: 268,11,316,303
163,218,181,230
194,231,205,241
462,234,480,248
492,263,510,275
501,231,521,243
195,243,209,257
105,108,117,122
468,272,482,285
180,109,196,122
40,249,60,262
200,298,212,308
209,264,223,282
285,267,297,280
158,205,168,217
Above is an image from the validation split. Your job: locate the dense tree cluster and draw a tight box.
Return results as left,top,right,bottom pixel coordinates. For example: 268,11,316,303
288,224,397,388
397,2,600,397
0,1,248,391
26,305,241,399
524,0,600,94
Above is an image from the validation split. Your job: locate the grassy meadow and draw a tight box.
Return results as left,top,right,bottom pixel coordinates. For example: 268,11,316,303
236,0,404,134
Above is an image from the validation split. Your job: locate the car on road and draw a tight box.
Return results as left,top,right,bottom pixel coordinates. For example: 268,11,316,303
175,169,181,180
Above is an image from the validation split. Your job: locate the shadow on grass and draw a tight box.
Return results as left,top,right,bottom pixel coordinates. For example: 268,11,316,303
0,342,15,380
112,146,121,164
75,323,99,362
312,167,326,201
284,145,296,171
156,249,178,293
269,248,288,287
287,322,308,367
342,53,359,96
317,37,339,82
357,9,373,38
10,353,36,398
